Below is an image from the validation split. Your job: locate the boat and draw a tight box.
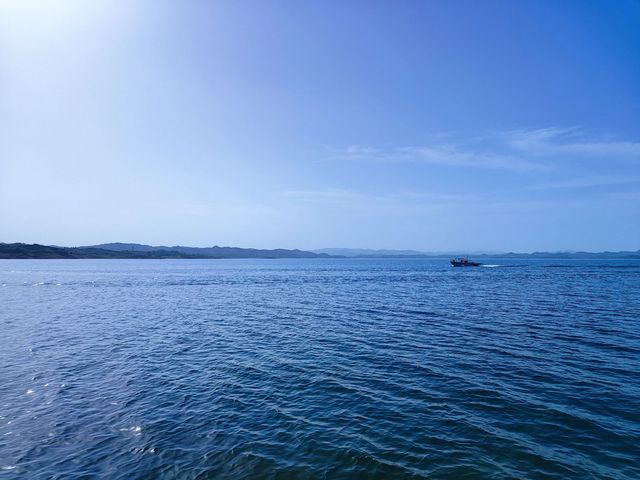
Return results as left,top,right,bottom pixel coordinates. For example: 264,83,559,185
450,257,482,267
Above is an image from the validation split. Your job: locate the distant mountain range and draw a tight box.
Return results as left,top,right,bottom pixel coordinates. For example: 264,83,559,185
1,243,638,259
88,243,331,259
313,248,640,259
312,248,502,257
0,243,331,259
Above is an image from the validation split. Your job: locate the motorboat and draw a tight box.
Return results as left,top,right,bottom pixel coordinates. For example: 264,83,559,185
450,257,482,267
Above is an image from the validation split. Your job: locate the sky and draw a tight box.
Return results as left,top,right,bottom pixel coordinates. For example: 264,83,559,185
1,0,639,252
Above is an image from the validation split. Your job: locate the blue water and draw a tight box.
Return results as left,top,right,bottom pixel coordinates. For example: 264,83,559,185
1,258,639,479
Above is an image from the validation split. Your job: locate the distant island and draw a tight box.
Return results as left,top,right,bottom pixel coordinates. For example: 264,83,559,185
312,248,640,259
0,243,332,259
1,243,638,259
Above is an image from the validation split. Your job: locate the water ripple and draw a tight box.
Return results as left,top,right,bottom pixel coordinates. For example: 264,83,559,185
0,258,639,479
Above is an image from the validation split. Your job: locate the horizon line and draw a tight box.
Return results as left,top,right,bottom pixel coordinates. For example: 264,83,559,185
1,241,639,256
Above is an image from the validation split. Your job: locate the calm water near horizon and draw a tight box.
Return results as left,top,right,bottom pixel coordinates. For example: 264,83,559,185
1,258,639,479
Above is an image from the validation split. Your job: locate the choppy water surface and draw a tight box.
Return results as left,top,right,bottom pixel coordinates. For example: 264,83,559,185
1,258,639,479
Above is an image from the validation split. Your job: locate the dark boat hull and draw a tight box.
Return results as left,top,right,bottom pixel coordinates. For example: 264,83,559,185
450,260,481,267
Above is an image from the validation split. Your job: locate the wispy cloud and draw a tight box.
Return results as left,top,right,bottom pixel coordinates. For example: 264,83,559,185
327,127,640,172
506,127,640,159
528,175,640,190
329,145,546,171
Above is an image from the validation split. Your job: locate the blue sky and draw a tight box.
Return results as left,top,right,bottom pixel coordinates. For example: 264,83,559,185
1,0,639,251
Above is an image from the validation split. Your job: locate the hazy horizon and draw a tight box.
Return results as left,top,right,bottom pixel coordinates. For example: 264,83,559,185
2,241,639,256
1,1,639,252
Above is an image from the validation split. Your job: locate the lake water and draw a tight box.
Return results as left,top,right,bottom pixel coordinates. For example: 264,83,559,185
1,258,639,479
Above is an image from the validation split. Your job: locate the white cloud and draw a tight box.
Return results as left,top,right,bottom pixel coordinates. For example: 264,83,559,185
528,175,640,190
329,144,547,171
326,127,640,173
506,127,640,159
